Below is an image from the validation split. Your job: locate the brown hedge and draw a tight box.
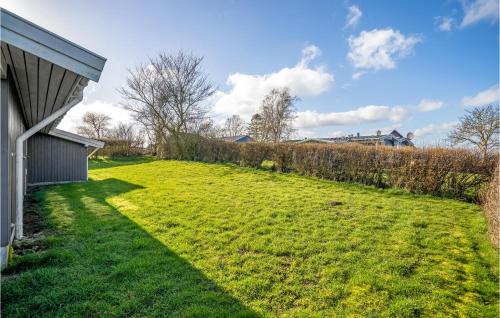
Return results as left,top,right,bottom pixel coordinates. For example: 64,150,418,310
98,138,146,157
160,136,496,202
481,166,499,247
270,143,495,200
159,134,240,163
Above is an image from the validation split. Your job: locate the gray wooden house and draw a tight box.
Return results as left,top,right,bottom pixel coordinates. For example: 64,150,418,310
0,8,106,268
28,129,104,186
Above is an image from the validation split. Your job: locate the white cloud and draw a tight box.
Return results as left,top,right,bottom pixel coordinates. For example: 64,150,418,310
298,45,321,67
294,105,410,129
295,129,317,139
213,45,334,119
352,71,365,80
329,130,347,137
57,100,133,133
347,28,422,75
462,84,499,106
345,5,362,28
364,124,402,136
414,121,458,137
295,129,346,139
435,16,455,31
418,99,444,112
461,0,499,28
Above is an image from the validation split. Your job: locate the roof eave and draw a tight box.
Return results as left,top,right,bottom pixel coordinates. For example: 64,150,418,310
1,8,106,82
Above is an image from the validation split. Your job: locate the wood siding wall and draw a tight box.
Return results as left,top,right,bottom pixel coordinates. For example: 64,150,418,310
27,133,87,185
1,72,27,247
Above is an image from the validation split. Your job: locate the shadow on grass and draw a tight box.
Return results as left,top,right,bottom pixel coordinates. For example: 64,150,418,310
89,156,156,170
2,178,258,318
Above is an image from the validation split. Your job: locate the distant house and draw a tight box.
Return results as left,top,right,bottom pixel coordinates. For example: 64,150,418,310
294,130,414,147
220,135,254,143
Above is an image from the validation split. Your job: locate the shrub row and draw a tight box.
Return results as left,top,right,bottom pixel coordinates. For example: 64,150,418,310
272,143,495,201
98,138,146,157
159,134,240,163
161,136,497,201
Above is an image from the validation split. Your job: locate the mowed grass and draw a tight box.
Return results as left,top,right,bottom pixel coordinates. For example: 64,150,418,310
2,158,498,317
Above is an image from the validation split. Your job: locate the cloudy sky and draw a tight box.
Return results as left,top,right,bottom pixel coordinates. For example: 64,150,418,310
2,0,498,145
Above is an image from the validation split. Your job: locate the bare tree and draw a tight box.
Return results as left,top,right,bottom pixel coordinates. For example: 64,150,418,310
259,88,298,142
448,104,499,160
119,51,215,157
77,111,111,139
247,113,265,141
188,118,223,139
106,122,144,156
110,122,144,146
224,115,246,137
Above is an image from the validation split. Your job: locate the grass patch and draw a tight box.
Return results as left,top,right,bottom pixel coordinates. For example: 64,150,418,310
2,158,498,317
88,156,156,170
260,160,276,170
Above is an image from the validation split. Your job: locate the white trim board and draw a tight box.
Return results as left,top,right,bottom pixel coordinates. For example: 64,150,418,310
49,129,104,148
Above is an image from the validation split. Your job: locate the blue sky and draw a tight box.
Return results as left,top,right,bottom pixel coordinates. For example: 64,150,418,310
2,0,498,145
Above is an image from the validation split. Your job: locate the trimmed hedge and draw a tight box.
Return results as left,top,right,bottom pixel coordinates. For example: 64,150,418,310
159,134,241,163
160,136,497,202
98,138,145,157
276,144,495,200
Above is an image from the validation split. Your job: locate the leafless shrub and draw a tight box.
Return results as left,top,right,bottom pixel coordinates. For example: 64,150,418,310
99,122,145,157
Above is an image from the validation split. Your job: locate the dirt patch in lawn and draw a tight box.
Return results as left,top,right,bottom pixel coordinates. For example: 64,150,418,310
12,188,50,256
329,201,344,206
23,187,45,236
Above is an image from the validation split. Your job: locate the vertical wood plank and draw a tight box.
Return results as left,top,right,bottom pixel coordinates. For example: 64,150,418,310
43,64,65,118
8,45,32,127
25,52,38,126
37,58,52,125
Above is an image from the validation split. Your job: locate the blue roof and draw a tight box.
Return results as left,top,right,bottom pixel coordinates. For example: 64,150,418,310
221,135,254,142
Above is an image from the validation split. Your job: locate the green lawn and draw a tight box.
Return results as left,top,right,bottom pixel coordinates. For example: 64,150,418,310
2,158,498,317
